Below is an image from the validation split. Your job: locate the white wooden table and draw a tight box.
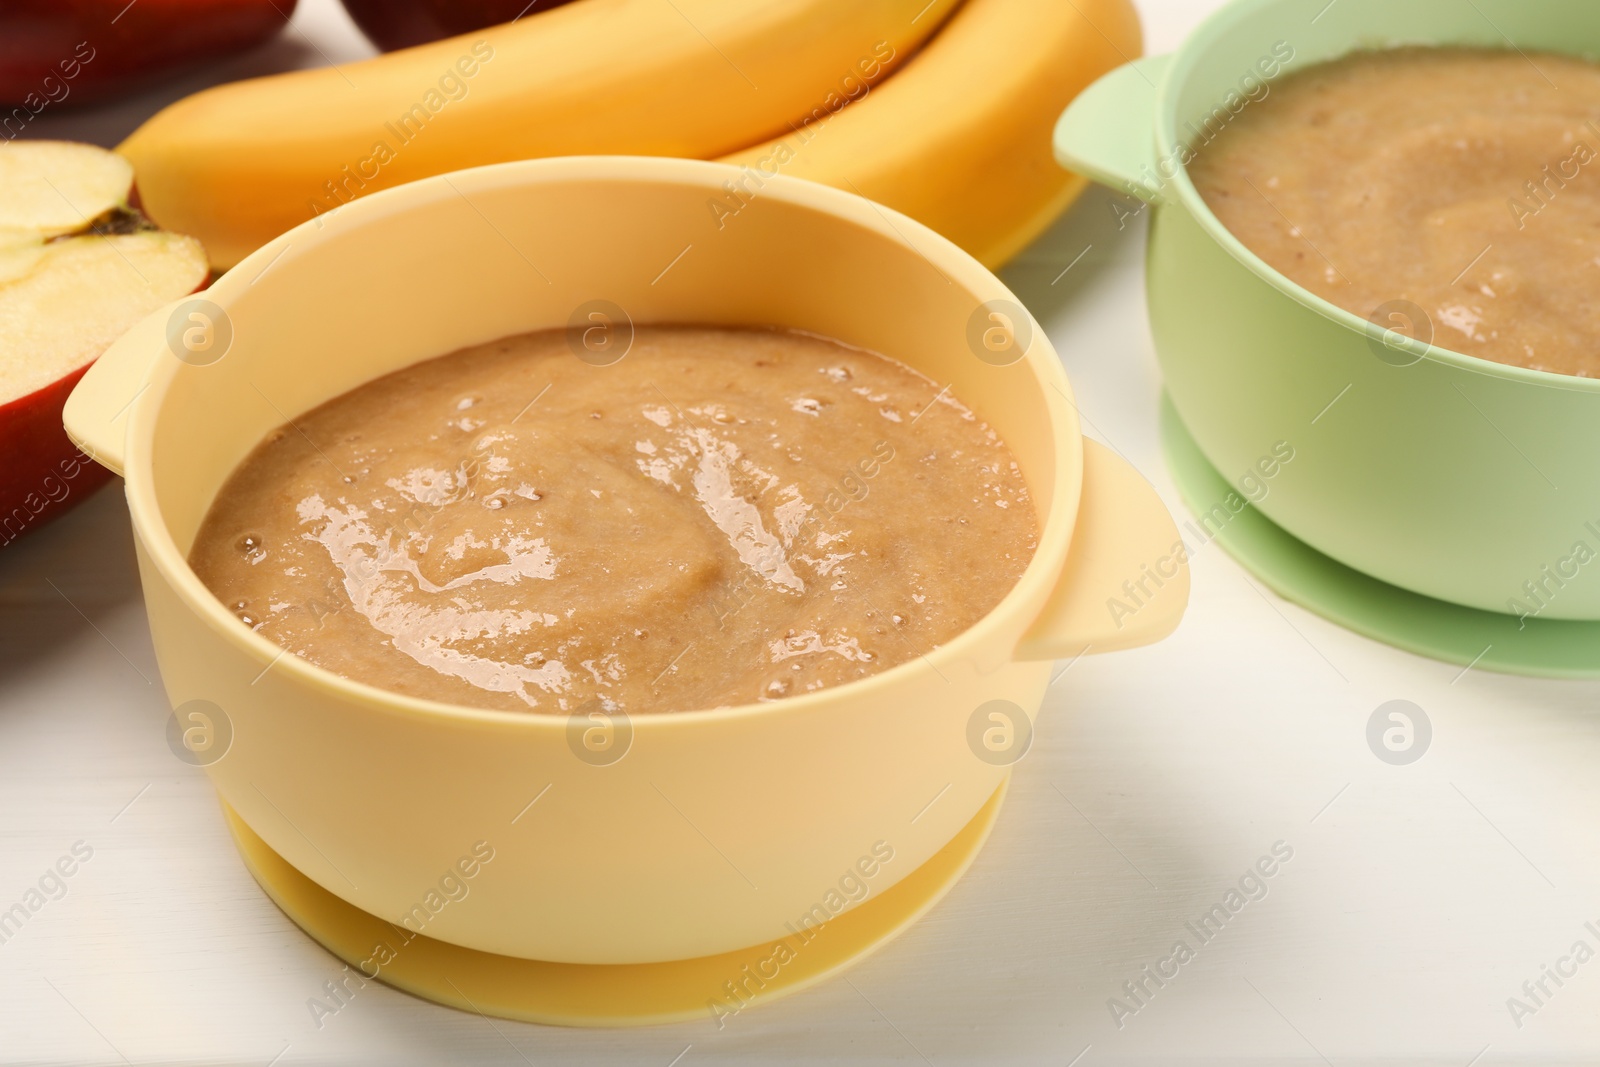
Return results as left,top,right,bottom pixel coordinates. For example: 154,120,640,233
4,1,1598,1063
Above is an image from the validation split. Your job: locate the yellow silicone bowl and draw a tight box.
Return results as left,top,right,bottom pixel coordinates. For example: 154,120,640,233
63,157,1187,966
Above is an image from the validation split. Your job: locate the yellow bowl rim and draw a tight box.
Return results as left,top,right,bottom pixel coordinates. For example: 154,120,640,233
121,156,1085,730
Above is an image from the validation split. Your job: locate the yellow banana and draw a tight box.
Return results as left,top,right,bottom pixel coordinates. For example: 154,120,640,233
119,0,962,268
718,0,1142,269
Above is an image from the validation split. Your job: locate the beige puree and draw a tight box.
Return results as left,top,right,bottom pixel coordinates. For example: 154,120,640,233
1190,48,1600,377
190,326,1037,714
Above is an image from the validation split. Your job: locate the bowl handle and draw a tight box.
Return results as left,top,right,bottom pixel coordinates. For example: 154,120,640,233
1053,54,1172,204
1015,439,1189,660
62,297,186,478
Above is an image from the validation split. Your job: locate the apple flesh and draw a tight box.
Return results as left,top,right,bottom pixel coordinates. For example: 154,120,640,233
0,141,136,237
0,0,297,109
0,142,208,548
338,0,577,53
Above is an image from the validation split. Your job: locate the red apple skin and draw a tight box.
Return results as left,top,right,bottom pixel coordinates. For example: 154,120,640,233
0,0,297,109
338,0,577,52
0,362,114,548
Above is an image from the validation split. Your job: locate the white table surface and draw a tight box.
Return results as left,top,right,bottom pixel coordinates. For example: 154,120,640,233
6,1,1599,1064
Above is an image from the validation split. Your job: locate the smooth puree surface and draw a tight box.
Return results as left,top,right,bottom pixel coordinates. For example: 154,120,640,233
190,327,1037,714
1190,48,1600,377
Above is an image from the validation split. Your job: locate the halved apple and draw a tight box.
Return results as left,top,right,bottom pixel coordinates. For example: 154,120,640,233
0,141,207,548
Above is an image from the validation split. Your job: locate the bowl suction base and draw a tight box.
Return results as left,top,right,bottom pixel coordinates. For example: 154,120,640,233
1161,393,1600,678
221,780,1007,1028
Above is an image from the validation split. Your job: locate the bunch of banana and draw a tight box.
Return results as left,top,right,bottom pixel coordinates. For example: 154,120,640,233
118,0,1139,270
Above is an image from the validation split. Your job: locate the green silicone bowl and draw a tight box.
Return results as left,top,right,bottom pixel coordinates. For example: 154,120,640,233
1055,0,1600,622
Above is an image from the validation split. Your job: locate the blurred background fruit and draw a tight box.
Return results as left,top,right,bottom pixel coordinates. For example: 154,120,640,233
338,0,578,52
118,0,961,267
0,0,298,108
